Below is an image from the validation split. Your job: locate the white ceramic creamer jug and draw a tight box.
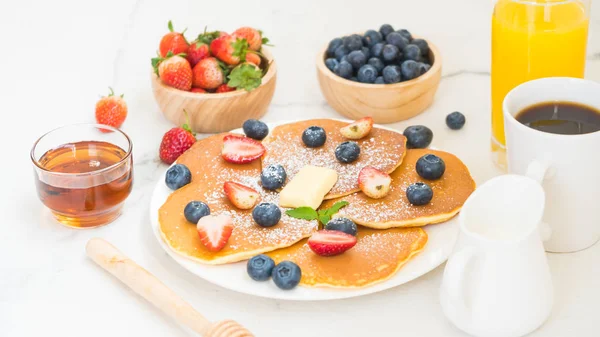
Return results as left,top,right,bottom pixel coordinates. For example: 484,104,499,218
440,174,553,337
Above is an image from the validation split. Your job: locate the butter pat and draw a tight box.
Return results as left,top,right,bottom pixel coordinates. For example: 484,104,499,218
279,165,339,209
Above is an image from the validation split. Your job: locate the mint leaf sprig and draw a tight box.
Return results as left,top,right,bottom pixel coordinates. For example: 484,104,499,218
285,201,349,227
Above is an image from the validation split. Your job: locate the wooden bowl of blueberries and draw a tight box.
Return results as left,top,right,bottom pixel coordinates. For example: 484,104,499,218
316,24,442,124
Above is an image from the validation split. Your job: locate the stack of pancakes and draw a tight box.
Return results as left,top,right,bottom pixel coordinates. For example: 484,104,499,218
159,119,475,288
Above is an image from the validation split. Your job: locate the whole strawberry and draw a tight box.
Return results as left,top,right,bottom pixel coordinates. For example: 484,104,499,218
187,30,221,67
216,83,235,93
95,87,128,132
232,27,267,51
210,35,249,65
159,21,189,57
159,113,196,164
246,52,261,66
192,57,224,90
153,54,193,91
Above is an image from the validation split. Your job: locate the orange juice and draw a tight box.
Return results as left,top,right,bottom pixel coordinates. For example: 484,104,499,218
491,0,589,168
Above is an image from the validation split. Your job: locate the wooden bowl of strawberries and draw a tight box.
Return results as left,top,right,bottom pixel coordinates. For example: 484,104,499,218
151,22,277,134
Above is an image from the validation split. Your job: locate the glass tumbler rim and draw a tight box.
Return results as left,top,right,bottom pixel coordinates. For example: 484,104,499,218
30,123,133,177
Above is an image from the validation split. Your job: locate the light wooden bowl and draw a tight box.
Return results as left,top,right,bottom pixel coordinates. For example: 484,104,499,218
316,39,442,124
151,47,277,133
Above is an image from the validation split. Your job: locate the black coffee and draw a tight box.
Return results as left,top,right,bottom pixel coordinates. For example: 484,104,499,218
516,101,600,135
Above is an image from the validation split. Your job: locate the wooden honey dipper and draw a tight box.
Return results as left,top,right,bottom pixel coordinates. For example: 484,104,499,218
86,238,254,337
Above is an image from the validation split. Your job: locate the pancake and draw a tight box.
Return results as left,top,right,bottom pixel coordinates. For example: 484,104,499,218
158,134,318,265
267,227,427,288
321,149,475,229
262,119,407,199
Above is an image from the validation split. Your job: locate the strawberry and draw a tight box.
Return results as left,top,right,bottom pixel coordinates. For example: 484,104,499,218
215,83,235,93
159,20,188,57
221,134,266,164
308,230,357,257
232,27,265,51
340,117,374,140
186,29,221,67
210,35,249,65
190,88,207,93
196,214,234,252
223,181,260,209
227,63,263,91
246,52,261,66
192,57,224,90
95,87,127,132
159,112,196,164
152,54,193,91
358,166,392,199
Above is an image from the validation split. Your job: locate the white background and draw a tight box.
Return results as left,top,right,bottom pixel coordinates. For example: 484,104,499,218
1,0,599,336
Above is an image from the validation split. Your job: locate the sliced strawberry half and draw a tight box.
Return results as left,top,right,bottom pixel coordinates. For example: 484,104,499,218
358,166,392,199
223,181,260,210
340,117,374,140
222,134,266,164
308,230,357,257
196,214,234,252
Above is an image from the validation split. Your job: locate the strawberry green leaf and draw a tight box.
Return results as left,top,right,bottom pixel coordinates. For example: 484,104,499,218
227,64,263,92
151,56,162,75
285,207,318,221
231,38,250,62
198,27,221,45
168,20,173,32
216,59,232,77
317,201,349,225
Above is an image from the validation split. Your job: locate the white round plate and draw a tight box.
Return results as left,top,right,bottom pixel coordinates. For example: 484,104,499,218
150,120,460,301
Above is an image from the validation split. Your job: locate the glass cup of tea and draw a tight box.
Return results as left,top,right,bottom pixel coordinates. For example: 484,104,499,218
31,124,133,228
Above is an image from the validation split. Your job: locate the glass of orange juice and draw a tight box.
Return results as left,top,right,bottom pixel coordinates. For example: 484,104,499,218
491,0,590,169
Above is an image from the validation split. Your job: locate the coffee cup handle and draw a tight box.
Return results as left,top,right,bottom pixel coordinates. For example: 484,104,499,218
443,246,477,319
526,160,549,184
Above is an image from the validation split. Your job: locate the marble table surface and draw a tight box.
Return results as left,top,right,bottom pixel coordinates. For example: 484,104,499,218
2,0,600,336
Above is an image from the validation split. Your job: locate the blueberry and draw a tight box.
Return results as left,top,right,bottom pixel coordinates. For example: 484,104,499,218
403,125,433,149
247,254,276,281
357,64,378,84
401,60,422,81
261,164,287,190
165,164,191,190
412,38,429,56
361,46,371,59
370,43,385,58
334,61,353,79
416,154,446,180
419,62,431,73
340,55,348,63
327,37,344,57
380,24,395,38
406,182,433,206
272,261,301,290
363,30,383,47
325,218,358,236
446,111,466,130
403,45,421,62
242,119,269,140
302,126,327,148
344,34,363,51
397,29,413,41
334,45,349,61
335,141,360,163
252,202,282,227
382,44,400,63
347,50,367,70
184,201,210,224
382,65,402,84
375,76,385,84
385,32,409,50
324,58,339,72
368,57,385,73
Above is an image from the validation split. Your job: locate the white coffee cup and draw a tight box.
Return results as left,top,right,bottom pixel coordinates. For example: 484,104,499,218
503,77,600,253
440,175,553,337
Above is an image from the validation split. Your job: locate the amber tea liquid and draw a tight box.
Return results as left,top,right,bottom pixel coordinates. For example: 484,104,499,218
35,141,133,228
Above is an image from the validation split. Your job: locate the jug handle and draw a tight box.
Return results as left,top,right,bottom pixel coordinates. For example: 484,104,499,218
444,246,477,318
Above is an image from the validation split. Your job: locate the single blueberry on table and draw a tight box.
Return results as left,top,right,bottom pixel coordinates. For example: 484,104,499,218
411,38,429,56
416,154,446,180
347,50,367,69
302,126,327,148
252,202,282,227
368,57,385,73
357,64,378,83
334,45,349,61
272,261,302,290
403,44,421,62
242,119,269,140
382,44,400,63
406,182,433,206
379,24,395,38
335,141,361,163
334,61,353,79
247,254,276,281
401,60,421,81
261,164,287,190
325,218,358,236
183,201,210,224
363,30,383,48
385,32,409,50
382,65,402,84
344,34,363,51
446,111,466,130
397,29,413,41
165,164,192,190
324,58,339,72
370,43,385,58
403,125,433,149
375,76,385,84
361,46,371,59
327,37,344,57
